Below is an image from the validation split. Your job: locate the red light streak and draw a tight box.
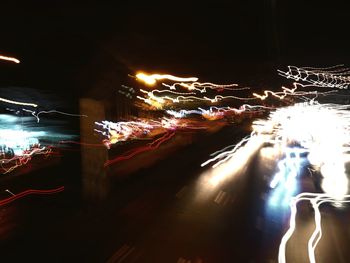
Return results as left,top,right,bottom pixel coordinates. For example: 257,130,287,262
1,146,53,174
59,140,106,148
0,186,65,207
104,131,175,167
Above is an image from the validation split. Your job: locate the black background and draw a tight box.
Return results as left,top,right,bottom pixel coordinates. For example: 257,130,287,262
0,1,349,98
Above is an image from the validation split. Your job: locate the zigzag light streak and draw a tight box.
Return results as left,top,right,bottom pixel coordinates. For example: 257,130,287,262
139,77,335,109
166,106,239,119
278,65,350,89
166,105,271,119
95,117,206,147
253,83,337,101
163,82,245,93
22,109,87,123
138,88,255,108
1,146,51,174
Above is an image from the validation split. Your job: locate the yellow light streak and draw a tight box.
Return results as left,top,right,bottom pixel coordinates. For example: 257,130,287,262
136,72,198,86
0,97,37,107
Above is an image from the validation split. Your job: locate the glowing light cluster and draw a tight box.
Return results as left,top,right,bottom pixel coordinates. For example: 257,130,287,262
0,112,79,174
0,128,50,173
203,102,350,198
278,65,350,89
200,100,350,263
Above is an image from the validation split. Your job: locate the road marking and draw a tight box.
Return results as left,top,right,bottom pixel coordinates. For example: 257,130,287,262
214,190,234,206
329,219,346,263
5,189,15,196
176,186,188,199
255,216,263,230
106,244,135,263
177,257,191,263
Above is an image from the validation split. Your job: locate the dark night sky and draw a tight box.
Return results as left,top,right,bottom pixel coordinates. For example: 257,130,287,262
0,1,349,98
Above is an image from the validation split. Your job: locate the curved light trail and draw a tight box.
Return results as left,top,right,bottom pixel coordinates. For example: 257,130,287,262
0,54,20,64
0,186,65,207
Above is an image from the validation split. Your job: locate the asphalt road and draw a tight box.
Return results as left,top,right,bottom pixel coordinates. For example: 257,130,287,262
0,124,350,263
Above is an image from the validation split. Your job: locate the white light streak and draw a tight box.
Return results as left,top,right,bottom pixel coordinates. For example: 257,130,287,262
22,109,87,123
0,97,37,108
0,54,20,64
278,65,350,89
278,193,350,263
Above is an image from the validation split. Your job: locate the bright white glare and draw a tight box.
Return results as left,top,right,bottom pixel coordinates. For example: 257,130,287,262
219,103,350,197
0,129,45,155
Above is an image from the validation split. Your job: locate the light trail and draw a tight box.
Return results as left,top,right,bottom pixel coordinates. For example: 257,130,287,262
201,136,254,168
0,96,37,108
269,147,306,189
135,71,255,108
0,54,20,64
0,186,65,207
95,119,164,146
138,88,255,108
166,106,237,120
163,82,245,93
166,105,270,119
200,101,350,263
139,80,334,109
22,109,88,123
136,72,198,86
266,147,309,208
278,193,350,263
252,83,337,102
0,113,77,173
0,128,45,152
1,146,52,174
104,131,175,166
95,117,205,147
203,102,350,195
278,65,350,89
59,140,106,147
